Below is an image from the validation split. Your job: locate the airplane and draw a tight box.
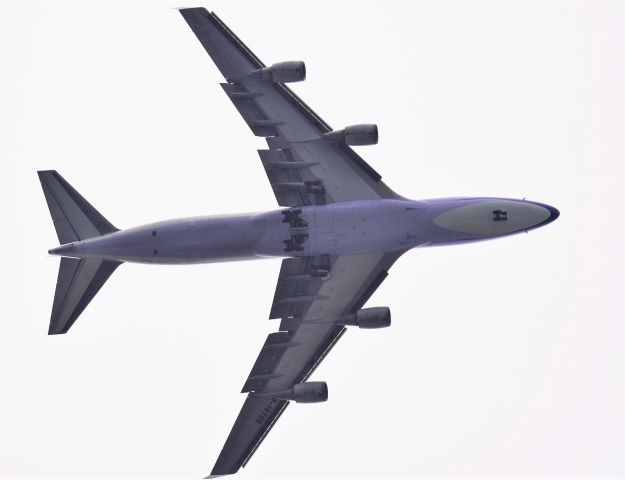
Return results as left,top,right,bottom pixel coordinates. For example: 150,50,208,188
38,7,559,477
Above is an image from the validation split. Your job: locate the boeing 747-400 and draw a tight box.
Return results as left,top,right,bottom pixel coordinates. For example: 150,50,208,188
39,8,559,477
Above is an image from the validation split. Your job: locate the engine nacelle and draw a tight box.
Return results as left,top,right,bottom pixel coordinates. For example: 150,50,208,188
293,382,328,403
254,61,306,83
323,124,378,146
344,307,391,329
273,381,328,403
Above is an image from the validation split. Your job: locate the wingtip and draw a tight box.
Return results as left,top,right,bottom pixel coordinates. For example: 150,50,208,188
174,6,208,13
48,328,66,336
37,169,56,178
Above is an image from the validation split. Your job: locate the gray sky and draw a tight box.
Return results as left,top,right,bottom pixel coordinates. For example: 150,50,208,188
0,0,623,477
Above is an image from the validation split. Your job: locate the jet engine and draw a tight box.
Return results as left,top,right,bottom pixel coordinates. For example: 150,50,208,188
343,307,391,329
253,61,306,83
323,124,378,146
272,381,328,403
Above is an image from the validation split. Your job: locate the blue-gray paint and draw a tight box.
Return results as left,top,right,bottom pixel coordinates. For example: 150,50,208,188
49,197,559,264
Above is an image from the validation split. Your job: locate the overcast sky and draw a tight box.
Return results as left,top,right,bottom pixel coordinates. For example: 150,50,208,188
0,0,623,478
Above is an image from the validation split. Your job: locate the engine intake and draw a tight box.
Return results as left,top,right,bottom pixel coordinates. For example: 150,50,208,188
343,307,391,329
272,381,328,403
253,61,306,83
323,124,378,146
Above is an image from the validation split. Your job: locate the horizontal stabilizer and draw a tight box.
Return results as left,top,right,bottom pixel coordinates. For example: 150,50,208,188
49,257,121,335
38,170,118,245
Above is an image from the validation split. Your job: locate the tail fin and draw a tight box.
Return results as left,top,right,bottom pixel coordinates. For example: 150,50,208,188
38,170,121,335
37,170,118,244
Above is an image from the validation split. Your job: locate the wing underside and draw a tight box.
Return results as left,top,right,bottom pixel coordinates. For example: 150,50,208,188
211,252,402,476
179,8,399,207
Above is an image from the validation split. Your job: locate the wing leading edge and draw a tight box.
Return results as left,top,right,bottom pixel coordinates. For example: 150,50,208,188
179,8,400,207
210,252,402,476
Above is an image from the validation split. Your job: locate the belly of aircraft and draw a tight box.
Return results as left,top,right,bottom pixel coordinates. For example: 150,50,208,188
63,198,552,264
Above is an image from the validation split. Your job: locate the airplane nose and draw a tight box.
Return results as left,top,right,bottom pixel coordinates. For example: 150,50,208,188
546,204,560,223
527,201,560,230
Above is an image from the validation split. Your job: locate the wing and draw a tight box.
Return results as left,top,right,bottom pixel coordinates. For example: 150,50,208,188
210,252,402,476
179,8,399,207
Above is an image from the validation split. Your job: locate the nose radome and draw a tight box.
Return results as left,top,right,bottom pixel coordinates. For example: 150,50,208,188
546,204,560,222
527,201,560,229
